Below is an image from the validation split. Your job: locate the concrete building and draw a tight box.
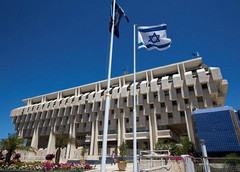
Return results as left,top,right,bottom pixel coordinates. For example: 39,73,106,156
10,57,228,159
192,106,240,156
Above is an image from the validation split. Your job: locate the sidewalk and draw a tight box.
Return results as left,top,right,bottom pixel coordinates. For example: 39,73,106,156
89,163,133,172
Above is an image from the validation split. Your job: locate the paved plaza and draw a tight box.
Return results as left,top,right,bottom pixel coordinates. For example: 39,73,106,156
89,163,134,172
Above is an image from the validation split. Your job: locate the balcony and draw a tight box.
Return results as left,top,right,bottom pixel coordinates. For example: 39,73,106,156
125,132,150,140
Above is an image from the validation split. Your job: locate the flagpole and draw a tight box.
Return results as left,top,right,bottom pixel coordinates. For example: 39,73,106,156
133,24,137,172
100,0,116,171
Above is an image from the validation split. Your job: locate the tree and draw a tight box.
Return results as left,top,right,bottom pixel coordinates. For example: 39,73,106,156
118,142,128,158
0,133,36,163
181,137,196,155
81,147,88,160
55,135,75,165
224,153,240,168
154,140,170,150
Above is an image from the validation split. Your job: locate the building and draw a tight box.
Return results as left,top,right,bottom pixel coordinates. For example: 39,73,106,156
10,57,228,159
192,106,240,156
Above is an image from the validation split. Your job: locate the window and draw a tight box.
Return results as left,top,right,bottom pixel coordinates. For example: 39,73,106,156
154,92,158,98
168,113,173,119
100,121,102,126
126,118,129,123
197,97,203,103
120,109,123,113
108,120,111,125
172,101,177,106
130,108,133,112
124,98,127,103
98,102,101,107
188,86,194,92
160,103,165,108
146,116,149,121
164,91,169,96
184,99,189,105
139,106,143,111
202,84,208,90
176,88,181,94
156,114,161,120
137,117,139,122
150,104,154,109
84,123,86,127
143,94,147,99
180,111,185,118
111,110,114,115
115,99,118,105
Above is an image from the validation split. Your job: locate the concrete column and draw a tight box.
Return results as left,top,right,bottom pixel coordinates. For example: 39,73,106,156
94,120,99,156
31,128,39,149
148,115,154,151
69,123,76,159
151,113,158,147
89,121,95,156
47,128,56,154
117,119,121,155
121,114,126,141
66,123,76,159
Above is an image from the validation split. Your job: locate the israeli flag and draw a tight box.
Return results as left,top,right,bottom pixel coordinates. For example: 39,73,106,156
138,24,171,51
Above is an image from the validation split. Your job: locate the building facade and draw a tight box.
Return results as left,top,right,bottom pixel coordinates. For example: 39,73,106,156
192,106,240,156
10,57,228,159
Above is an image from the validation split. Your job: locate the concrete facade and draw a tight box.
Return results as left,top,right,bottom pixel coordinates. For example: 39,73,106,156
10,57,228,159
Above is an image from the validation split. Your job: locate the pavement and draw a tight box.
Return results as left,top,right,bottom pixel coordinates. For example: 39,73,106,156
89,163,134,172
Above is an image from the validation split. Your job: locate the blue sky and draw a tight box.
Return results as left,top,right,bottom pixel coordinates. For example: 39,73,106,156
0,0,240,139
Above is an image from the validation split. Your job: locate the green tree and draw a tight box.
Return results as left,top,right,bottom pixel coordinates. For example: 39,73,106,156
181,137,196,155
118,142,128,158
81,147,88,160
0,133,36,163
55,135,75,165
224,153,240,168
154,140,170,150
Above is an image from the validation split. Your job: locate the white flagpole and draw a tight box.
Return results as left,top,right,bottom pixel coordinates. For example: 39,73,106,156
133,24,137,172
100,0,116,171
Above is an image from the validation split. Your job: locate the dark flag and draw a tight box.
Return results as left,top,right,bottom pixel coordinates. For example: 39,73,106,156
109,2,129,38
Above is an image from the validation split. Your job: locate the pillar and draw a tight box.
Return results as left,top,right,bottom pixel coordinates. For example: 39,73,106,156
47,128,56,154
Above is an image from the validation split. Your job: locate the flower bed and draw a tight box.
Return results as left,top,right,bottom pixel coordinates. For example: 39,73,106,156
0,161,93,171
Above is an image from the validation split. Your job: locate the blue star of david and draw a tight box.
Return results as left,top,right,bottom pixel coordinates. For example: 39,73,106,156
148,33,160,44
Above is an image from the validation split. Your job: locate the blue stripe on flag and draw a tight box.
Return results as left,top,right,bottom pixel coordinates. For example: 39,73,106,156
138,25,167,33
138,42,170,49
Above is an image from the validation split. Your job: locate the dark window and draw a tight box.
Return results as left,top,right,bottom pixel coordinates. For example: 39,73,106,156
188,86,194,92
146,116,149,121
139,106,143,111
98,102,101,107
115,99,118,105
137,117,139,122
184,99,189,105
156,114,161,120
120,109,123,113
154,92,158,98
124,98,127,103
168,113,173,119
84,123,86,127
164,91,169,96
202,84,208,90
150,104,154,109
108,120,111,125
143,94,147,99
180,111,185,118
111,110,114,114
126,118,129,123
172,101,177,106
160,103,165,108
100,121,102,126
197,97,203,103
130,108,133,112
176,88,181,94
